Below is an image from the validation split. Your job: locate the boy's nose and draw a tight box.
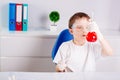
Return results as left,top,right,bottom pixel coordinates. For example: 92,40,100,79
83,28,88,33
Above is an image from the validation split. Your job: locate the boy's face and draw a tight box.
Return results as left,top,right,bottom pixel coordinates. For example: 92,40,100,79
69,18,90,40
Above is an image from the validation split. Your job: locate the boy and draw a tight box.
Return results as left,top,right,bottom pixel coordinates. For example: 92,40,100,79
53,12,113,72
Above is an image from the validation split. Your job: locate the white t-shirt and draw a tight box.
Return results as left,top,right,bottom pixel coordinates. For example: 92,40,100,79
53,40,102,72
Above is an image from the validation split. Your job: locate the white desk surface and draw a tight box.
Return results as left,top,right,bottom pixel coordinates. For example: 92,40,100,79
0,72,120,80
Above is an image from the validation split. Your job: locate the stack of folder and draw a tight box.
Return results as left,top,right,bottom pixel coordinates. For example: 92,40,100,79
9,3,28,31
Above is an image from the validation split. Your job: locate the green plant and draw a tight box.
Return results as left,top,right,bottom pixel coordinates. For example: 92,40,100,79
49,11,60,26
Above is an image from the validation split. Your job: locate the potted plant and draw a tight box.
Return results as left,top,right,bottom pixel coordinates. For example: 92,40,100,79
49,11,60,31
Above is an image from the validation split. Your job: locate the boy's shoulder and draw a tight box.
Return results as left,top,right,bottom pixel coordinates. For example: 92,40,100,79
62,40,72,45
60,40,73,47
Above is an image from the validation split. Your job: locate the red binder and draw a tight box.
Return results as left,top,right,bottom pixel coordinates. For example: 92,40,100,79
16,4,22,31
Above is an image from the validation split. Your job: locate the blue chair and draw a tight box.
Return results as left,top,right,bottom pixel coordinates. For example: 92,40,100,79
51,29,73,60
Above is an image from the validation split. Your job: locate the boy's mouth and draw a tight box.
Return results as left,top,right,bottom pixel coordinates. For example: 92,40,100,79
82,34,86,37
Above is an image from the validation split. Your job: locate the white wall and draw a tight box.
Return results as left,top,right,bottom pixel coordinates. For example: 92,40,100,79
0,0,120,31
0,35,57,72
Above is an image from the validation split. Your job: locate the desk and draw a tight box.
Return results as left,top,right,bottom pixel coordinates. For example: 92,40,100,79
0,72,120,80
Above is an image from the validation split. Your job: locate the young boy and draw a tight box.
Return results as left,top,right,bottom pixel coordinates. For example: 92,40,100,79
53,12,113,72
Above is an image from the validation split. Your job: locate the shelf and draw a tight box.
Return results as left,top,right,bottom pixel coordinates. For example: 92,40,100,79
0,30,60,37
1,28,120,38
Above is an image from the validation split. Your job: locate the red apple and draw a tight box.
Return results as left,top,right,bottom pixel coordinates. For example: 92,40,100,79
86,32,97,42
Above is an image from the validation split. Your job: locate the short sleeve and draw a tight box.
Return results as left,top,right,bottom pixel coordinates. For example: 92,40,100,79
53,42,70,64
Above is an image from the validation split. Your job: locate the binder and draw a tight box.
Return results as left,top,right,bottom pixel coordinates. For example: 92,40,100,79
22,4,28,31
9,3,16,31
16,4,22,31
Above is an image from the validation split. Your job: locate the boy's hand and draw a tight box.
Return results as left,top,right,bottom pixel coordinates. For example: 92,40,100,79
56,60,66,72
56,66,65,72
89,20,103,41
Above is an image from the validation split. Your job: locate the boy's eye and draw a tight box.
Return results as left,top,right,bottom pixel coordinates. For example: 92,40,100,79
76,26,82,29
75,26,89,30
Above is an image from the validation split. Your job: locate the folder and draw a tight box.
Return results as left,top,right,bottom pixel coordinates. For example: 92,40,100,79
22,4,28,31
9,3,16,31
16,4,22,31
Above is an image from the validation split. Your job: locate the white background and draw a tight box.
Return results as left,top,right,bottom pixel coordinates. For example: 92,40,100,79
0,0,120,31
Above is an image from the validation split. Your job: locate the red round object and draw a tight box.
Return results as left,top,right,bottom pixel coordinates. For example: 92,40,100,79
86,32,97,42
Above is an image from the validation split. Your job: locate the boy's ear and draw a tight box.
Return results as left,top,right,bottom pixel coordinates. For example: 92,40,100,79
69,29,73,34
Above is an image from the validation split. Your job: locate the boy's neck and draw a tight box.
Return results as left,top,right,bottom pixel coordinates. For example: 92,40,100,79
73,39,86,46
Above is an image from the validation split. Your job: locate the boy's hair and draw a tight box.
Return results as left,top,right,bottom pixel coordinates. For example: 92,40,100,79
68,12,90,29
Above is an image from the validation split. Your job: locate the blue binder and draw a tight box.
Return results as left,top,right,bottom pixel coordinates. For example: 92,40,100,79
22,4,28,31
9,3,16,31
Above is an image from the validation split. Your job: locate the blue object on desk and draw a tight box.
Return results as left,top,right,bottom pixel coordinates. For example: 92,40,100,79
9,3,16,31
51,29,73,60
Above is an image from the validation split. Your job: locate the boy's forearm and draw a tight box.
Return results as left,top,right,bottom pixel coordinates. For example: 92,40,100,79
99,37,113,56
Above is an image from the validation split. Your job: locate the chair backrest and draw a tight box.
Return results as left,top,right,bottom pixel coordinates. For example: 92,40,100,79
51,29,73,60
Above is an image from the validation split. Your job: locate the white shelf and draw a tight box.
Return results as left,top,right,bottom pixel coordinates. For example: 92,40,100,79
1,28,120,38
0,30,60,37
